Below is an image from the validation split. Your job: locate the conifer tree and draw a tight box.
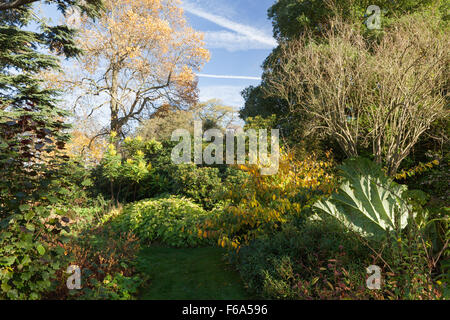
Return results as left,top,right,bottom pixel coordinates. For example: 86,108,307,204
0,0,101,216
0,0,101,299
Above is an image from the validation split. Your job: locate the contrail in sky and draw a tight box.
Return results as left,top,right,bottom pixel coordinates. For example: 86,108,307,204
196,73,261,80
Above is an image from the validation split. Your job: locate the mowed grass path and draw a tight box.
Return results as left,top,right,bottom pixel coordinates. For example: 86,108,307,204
136,247,251,300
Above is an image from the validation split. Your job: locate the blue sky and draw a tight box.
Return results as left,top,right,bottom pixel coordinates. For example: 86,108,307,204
36,0,277,113
181,0,276,109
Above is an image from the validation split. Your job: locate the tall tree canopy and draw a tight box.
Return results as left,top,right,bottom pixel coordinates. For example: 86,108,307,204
265,14,448,175
60,0,210,142
241,0,448,156
0,0,101,217
268,0,439,40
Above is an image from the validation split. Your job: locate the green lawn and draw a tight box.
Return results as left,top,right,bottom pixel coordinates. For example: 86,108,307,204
136,246,251,300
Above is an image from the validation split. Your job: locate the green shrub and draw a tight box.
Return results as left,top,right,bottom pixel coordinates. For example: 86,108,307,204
112,196,216,247
235,217,373,299
169,165,223,210
168,165,251,211
91,138,248,208
313,157,446,299
65,226,144,300
76,273,144,300
0,207,68,299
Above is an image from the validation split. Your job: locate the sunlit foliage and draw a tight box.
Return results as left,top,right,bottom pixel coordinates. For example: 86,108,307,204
198,151,336,251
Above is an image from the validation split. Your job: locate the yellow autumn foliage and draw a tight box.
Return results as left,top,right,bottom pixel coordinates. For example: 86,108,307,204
65,129,107,165
76,0,210,94
198,151,336,251
394,160,440,180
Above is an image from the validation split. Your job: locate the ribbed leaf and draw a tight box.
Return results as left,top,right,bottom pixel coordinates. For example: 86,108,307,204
314,158,411,240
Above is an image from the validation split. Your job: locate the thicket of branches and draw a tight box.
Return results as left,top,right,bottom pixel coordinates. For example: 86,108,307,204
266,13,448,175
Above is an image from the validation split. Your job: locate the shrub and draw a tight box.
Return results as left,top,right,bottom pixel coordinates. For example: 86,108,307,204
111,196,216,247
265,12,448,176
76,273,144,300
0,207,69,299
99,134,154,203
235,218,374,299
169,164,223,210
47,219,144,300
314,157,446,299
198,151,335,250
92,138,247,207
164,164,251,210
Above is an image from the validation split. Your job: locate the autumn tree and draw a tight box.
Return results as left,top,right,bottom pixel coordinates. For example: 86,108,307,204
136,99,237,141
65,118,108,165
266,14,448,175
194,99,238,131
137,104,194,141
63,0,210,142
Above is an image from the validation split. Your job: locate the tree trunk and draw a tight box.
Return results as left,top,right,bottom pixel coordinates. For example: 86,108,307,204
110,180,114,202
110,65,120,146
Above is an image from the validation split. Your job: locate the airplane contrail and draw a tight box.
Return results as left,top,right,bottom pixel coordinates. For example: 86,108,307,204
196,73,261,80
183,3,277,48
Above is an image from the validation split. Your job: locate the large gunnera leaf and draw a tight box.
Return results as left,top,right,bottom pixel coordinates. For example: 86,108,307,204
314,158,411,240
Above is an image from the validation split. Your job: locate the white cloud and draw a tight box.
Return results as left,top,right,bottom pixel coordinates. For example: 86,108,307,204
198,85,248,109
183,1,266,110
182,1,277,51
202,30,274,51
196,72,261,80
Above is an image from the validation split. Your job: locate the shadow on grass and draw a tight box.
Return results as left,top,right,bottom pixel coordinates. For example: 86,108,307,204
136,246,252,300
